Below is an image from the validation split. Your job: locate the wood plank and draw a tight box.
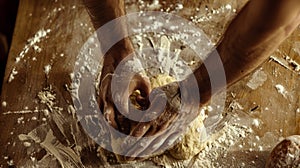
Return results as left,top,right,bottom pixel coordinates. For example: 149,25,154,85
0,0,299,167
0,0,100,166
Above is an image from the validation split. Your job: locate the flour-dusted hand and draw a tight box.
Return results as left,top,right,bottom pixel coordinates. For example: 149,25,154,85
113,80,201,162
97,48,151,129
83,0,151,139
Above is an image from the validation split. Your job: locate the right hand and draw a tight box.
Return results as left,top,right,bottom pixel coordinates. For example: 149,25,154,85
115,81,200,162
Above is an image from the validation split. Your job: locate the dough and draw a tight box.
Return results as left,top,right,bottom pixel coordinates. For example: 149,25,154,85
168,115,206,160
266,135,300,168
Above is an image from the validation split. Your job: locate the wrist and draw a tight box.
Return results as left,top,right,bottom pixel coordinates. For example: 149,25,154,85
104,38,134,67
180,67,212,106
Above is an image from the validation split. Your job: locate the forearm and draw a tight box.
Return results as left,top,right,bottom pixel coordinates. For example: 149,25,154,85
219,0,300,80
83,0,133,64
188,0,300,104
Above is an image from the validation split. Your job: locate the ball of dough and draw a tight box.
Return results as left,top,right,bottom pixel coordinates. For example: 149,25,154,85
266,135,300,168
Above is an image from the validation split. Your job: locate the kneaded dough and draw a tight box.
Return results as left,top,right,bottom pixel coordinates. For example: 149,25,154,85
168,115,206,160
133,74,207,160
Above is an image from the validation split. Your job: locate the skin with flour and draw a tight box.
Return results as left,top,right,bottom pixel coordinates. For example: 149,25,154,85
84,0,300,162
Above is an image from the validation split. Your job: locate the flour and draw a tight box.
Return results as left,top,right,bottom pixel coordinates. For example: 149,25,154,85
13,86,87,167
2,101,7,107
275,84,288,98
44,64,52,75
228,100,244,111
23,142,32,147
225,4,232,10
3,108,48,115
270,55,300,74
252,119,260,128
33,45,42,53
17,117,24,124
246,69,268,90
190,4,237,24
152,121,252,167
38,87,56,107
65,73,82,110
8,67,18,83
7,28,50,85
285,56,300,72
193,123,252,167
18,126,84,167
175,4,184,10
7,160,14,166
15,28,51,63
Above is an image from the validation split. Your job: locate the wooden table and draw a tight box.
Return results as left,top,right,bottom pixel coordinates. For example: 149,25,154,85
0,0,102,166
0,0,299,167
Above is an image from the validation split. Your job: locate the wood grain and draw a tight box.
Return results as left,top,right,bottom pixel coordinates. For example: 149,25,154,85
0,0,99,166
0,0,299,167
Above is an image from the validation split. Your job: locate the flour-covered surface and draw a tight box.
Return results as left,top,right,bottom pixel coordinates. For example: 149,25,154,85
0,0,300,167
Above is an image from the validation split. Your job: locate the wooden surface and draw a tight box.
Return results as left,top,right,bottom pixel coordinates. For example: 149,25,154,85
0,0,99,166
0,0,299,167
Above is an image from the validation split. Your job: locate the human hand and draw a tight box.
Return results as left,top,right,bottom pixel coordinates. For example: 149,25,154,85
97,48,151,131
112,80,200,162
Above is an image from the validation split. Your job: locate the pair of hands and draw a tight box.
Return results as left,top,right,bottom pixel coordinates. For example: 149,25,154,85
97,43,195,161
83,0,201,160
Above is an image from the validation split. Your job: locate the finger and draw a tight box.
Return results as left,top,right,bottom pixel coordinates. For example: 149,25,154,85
124,106,179,159
116,122,150,156
128,87,171,134
117,123,150,160
125,102,181,159
132,113,178,157
129,74,151,97
144,111,178,136
114,90,130,115
138,131,181,159
135,94,150,110
128,93,166,136
103,102,118,129
125,125,180,161
129,122,151,137
115,112,131,134
124,137,153,159
98,76,118,129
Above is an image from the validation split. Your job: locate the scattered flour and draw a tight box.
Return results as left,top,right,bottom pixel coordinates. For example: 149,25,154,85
23,142,31,147
192,122,252,167
270,55,300,74
7,160,14,166
246,69,268,90
44,64,52,75
152,121,253,168
37,86,56,107
252,119,260,128
15,28,51,63
8,68,18,83
2,101,7,107
6,29,51,83
175,3,184,10
3,109,47,115
285,56,300,72
225,4,232,10
275,84,288,98
18,127,84,167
